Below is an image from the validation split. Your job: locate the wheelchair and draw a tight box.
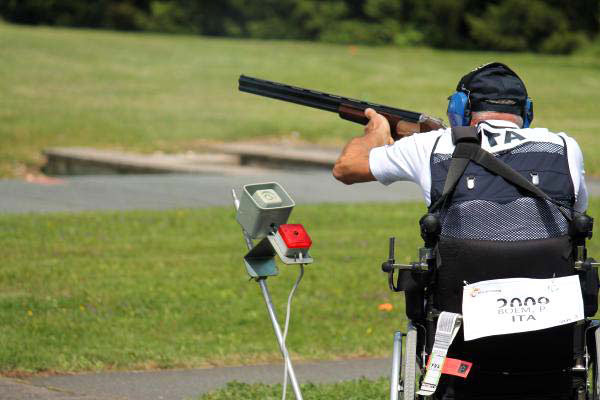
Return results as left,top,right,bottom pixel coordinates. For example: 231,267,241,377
382,212,600,400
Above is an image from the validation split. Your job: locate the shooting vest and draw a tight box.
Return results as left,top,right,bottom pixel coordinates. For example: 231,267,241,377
428,123,577,399
430,123,575,241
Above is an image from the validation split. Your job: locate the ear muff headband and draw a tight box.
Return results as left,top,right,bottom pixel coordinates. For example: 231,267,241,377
447,91,534,128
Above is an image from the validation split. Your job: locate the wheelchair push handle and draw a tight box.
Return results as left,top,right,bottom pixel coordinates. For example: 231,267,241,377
382,237,397,273
381,237,419,273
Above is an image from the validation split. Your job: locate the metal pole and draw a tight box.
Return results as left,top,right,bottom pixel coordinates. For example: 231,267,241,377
232,189,303,400
390,331,403,400
259,278,304,400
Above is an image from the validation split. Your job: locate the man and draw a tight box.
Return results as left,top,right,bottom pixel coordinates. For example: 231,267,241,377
333,62,587,217
333,62,590,399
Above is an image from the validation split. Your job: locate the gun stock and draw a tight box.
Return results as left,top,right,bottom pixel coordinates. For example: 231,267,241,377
239,75,445,140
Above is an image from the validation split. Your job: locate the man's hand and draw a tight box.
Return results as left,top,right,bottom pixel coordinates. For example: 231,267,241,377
367,108,437,141
332,108,394,185
332,108,441,185
395,113,448,138
364,108,395,145
396,120,421,138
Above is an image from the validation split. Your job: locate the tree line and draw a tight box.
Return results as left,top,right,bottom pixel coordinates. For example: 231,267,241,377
1,0,599,54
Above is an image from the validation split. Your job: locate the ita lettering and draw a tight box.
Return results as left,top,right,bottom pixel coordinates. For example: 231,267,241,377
484,131,501,146
505,130,525,144
512,314,537,322
484,130,525,147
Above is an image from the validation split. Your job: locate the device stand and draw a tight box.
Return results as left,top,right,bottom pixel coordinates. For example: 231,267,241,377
233,189,304,400
258,278,303,399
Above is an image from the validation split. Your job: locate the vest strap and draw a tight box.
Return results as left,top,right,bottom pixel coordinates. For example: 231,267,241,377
451,126,480,145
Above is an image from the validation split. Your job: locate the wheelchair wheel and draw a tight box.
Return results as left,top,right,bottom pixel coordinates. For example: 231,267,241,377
593,361,599,400
593,327,600,400
402,322,419,400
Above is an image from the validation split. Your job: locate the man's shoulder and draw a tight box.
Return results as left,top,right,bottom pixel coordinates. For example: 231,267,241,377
408,122,579,155
423,127,453,154
389,127,447,153
510,126,580,148
427,123,579,154
409,127,447,141
477,121,577,153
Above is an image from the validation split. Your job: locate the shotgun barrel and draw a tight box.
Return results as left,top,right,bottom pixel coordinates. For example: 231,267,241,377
238,75,445,139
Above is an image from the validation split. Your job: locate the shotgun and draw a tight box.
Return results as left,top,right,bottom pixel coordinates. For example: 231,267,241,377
238,75,445,140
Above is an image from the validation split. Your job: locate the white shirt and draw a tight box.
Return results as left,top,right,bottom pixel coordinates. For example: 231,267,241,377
369,120,588,212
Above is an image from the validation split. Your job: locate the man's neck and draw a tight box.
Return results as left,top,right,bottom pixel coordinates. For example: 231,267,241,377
476,120,519,129
470,112,522,127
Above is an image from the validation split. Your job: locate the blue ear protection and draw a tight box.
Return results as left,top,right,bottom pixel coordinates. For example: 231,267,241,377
523,98,533,128
447,91,470,127
447,91,534,128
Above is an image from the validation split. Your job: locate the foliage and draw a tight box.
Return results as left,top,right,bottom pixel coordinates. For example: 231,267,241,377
0,0,151,30
393,27,424,47
413,0,470,49
539,32,589,55
1,0,598,53
467,0,587,54
319,19,396,45
143,1,190,33
578,34,600,56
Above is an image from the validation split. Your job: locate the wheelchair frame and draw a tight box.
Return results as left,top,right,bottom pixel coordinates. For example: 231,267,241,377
388,320,600,400
383,214,600,400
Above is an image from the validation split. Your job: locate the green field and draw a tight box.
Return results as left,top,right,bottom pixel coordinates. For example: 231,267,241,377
1,22,599,177
0,203,423,374
199,378,388,400
2,199,600,375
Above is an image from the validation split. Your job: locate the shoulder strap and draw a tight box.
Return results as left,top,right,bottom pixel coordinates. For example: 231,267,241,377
430,127,574,221
429,127,479,212
451,126,480,145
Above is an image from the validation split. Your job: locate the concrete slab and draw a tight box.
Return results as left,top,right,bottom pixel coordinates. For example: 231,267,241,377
207,142,338,169
41,143,341,176
42,147,271,176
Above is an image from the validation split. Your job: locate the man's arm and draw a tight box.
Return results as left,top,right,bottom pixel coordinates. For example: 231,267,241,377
332,108,394,185
563,134,589,212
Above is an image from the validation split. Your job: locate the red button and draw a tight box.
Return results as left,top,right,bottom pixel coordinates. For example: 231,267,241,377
278,224,312,249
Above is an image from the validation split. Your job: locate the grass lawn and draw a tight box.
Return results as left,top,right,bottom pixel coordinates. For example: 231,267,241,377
1,22,599,177
0,202,424,374
198,378,388,400
2,199,600,375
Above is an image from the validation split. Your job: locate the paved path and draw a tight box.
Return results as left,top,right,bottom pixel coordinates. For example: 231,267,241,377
24,358,389,400
0,171,424,214
3,171,599,214
0,376,114,400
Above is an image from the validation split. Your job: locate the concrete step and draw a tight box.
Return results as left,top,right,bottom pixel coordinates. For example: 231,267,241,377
206,142,339,170
42,143,341,176
42,147,270,176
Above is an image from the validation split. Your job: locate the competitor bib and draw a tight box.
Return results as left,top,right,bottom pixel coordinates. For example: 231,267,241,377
462,276,584,341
